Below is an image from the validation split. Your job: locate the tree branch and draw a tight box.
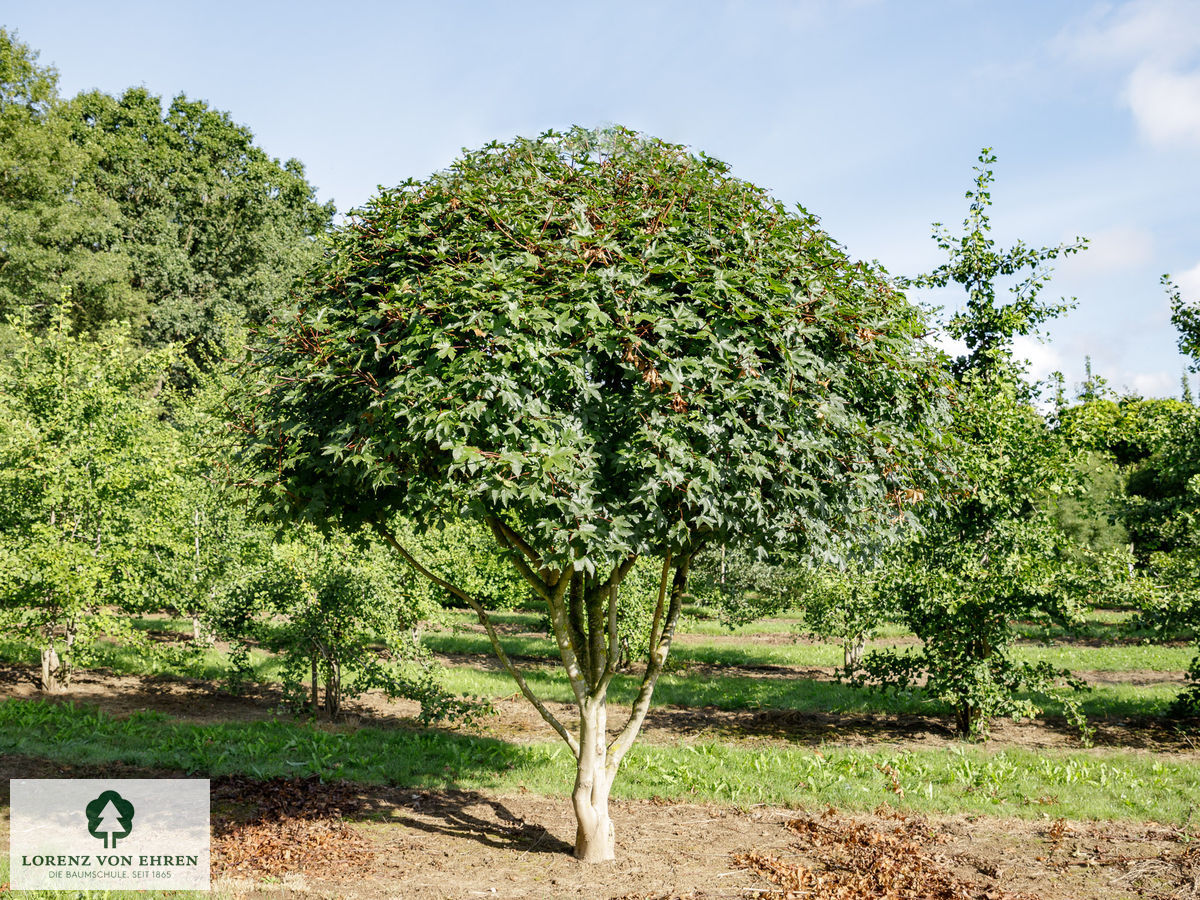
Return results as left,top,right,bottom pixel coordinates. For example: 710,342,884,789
598,555,640,691
485,517,552,600
568,570,591,688
485,515,560,586
543,570,589,707
371,520,579,756
608,552,692,769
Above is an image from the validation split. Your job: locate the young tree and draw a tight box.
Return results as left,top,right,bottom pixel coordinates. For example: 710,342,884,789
0,302,179,690
862,150,1096,738
900,148,1086,381
857,377,1093,737
1124,277,1200,711
235,127,948,861
211,525,468,721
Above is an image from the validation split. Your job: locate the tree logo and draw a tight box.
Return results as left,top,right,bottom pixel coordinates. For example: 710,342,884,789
85,790,135,849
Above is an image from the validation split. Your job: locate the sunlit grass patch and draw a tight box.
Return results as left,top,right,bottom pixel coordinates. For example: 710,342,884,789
2,699,1198,827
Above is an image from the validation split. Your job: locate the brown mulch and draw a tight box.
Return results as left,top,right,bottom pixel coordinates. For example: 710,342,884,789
211,775,374,879
734,806,1035,900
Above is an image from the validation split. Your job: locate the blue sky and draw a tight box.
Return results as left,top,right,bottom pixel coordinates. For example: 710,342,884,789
5,0,1199,398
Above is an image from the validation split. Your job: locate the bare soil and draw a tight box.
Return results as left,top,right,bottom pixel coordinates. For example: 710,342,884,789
1,756,1194,900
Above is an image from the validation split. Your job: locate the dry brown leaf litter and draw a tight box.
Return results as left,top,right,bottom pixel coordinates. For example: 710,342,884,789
733,807,1035,900
210,775,374,879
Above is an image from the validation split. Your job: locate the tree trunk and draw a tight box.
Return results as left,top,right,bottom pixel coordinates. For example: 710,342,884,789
572,698,615,863
955,701,976,737
843,632,866,670
311,653,319,713
324,658,341,719
40,646,65,693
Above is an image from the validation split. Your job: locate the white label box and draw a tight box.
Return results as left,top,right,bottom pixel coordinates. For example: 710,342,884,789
9,778,210,891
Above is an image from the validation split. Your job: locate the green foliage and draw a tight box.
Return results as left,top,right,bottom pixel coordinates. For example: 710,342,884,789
863,150,1100,739
0,302,181,689
1051,451,1129,555
399,518,533,610
1168,275,1200,371
899,148,1086,381
0,30,333,350
211,525,476,723
61,86,334,351
238,125,948,569
688,544,806,627
1057,396,1191,467
857,378,1094,738
799,563,894,669
1122,407,1200,561
234,126,948,857
0,29,137,329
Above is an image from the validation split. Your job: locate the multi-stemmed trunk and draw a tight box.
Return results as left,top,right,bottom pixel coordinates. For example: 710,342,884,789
843,631,866,670
375,518,696,863
40,621,75,693
572,697,615,862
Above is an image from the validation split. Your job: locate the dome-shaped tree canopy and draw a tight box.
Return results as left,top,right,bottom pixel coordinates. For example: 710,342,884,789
240,126,946,571
235,126,949,863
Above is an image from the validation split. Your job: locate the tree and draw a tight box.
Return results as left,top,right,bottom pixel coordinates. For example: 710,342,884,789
0,302,179,690
61,87,335,353
863,150,1097,738
0,30,136,328
857,378,1093,737
0,29,334,349
211,524,471,722
235,127,948,861
1123,277,1200,711
900,148,1086,381
1169,275,1200,370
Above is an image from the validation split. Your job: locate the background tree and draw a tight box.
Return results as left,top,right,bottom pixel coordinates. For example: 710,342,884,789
0,29,333,351
0,30,136,328
61,87,334,353
0,302,178,690
210,524,470,722
235,127,949,861
862,149,1096,738
1120,277,1200,711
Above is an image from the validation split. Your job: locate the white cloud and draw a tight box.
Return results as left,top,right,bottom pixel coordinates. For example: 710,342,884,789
931,333,968,361
1064,0,1200,65
1126,63,1200,148
1059,224,1154,274
1060,1,1200,149
1013,335,1065,382
1176,260,1200,298
1125,370,1177,396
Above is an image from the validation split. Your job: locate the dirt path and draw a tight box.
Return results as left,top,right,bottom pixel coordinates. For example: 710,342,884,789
1,755,1193,899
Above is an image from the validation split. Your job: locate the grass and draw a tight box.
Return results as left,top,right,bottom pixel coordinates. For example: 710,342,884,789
429,627,1197,674
1013,643,1195,672
439,659,1179,719
432,611,1196,673
0,615,282,683
2,698,1198,826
